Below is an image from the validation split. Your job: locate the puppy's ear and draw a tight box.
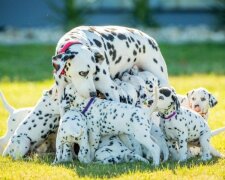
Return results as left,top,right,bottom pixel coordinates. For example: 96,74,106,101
186,90,194,99
172,94,180,111
209,93,218,108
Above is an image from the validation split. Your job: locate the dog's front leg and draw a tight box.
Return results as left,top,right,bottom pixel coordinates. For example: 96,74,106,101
78,135,91,163
178,137,188,162
88,130,101,161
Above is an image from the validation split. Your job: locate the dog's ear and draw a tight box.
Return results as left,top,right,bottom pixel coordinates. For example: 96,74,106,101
208,93,218,108
52,52,77,75
172,94,180,111
186,90,194,99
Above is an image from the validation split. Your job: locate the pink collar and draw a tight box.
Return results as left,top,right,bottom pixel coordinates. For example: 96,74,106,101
164,111,177,120
58,41,82,54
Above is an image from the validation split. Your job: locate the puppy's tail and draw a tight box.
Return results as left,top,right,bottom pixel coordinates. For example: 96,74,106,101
0,91,14,114
211,126,225,137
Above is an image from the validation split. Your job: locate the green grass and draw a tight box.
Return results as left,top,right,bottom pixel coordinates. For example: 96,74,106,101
0,43,225,179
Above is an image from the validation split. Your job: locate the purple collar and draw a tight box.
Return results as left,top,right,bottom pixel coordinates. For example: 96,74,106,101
164,111,177,120
82,97,95,115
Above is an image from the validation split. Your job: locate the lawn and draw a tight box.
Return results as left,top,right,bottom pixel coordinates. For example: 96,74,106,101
0,43,225,179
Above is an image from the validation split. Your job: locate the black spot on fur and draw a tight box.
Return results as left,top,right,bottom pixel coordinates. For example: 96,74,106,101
117,33,127,40
93,39,102,48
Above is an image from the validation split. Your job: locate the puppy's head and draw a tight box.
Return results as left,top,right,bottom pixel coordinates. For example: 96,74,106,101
52,45,104,99
3,134,31,159
157,87,180,114
187,87,217,114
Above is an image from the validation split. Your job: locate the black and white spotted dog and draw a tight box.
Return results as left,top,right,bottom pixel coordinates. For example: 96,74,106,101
52,26,169,116
95,135,149,164
61,83,161,165
53,109,91,164
3,86,60,159
157,87,223,162
178,87,218,120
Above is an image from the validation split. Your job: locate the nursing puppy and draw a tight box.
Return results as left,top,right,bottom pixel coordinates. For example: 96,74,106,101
61,83,160,165
3,86,60,159
157,87,222,162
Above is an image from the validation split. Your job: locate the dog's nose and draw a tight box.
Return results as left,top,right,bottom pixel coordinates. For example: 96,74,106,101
90,91,97,97
194,104,201,112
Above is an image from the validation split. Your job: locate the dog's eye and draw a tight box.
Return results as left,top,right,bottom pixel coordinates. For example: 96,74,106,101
159,95,164,100
79,71,89,77
192,97,196,101
201,97,206,101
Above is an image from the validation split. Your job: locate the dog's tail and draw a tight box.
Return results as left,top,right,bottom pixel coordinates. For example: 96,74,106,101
0,91,14,114
211,126,225,137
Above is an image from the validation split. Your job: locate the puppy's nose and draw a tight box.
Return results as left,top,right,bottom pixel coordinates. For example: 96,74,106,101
194,104,201,112
90,91,97,97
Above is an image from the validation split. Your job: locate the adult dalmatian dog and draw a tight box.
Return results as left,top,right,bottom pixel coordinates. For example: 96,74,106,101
52,26,169,114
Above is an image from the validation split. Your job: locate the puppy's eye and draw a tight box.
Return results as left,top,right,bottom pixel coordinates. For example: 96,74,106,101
201,97,206,101
79,71,89,77
159,96,164,100
192,97,196,101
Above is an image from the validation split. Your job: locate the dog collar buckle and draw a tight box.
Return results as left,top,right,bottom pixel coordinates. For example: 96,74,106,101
82,97,95,115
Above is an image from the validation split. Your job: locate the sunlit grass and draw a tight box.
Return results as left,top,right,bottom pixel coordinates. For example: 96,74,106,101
0,75,225,179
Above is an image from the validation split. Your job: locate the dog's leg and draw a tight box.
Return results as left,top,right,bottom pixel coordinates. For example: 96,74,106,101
88,130,100,161
199,133,212,161
134,133,160,165
53,138,63,164
78,134,91,163
150,124,169,162
61,143,73,162
166,140,180,160
178,137,188,162
125,152,149,164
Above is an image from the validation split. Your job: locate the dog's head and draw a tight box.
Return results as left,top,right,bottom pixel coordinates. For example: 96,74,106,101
3,134,31,159
137,71,159,94
52,44,105,99
187,87,217,115
157,87,180,115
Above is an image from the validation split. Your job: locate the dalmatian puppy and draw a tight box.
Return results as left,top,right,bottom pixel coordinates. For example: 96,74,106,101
120,72,152,107
157,87,222,162
52,26,169,116
114,78,137,105
61,83,161,165
113,72,169,162
95,135,149,164
0,92,32,154
3,86,60,159
53,109,91,164
177,87,218,120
